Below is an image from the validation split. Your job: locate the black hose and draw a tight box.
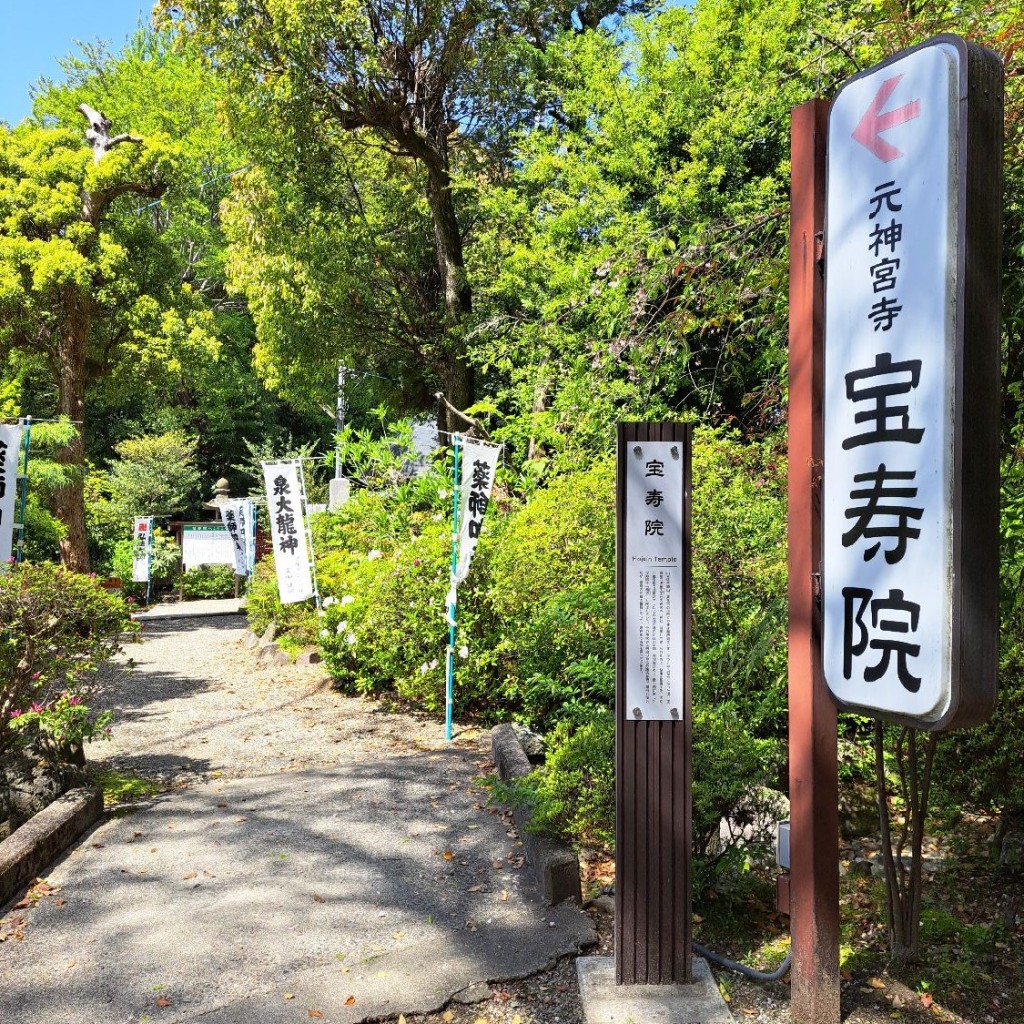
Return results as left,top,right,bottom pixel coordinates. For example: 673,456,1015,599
692,942,792,982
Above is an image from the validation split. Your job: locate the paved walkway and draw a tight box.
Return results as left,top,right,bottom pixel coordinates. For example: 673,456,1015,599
0,618,594,1024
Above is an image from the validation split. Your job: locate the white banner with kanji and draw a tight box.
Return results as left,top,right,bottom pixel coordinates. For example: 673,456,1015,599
454,440,500,585
262,462,313,604
0,425,23,565
132,516,153,582
219,499,248,576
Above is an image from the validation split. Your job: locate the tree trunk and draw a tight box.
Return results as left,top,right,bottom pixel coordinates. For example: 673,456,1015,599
424,162,472,322
874,722,937,963
54,298,91,573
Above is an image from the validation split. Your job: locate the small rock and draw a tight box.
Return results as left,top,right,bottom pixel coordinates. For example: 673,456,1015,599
260,622,278,645
453,982,492,1004
510,723,545,758
296,648,322,666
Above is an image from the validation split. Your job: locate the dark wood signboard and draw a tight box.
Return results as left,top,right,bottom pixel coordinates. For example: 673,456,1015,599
615,421,692,985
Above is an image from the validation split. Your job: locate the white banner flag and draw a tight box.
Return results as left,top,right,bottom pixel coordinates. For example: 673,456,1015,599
454,440,500,585
263,462,314,604
219,499,248,576
132,517,153,583
0,425,22,566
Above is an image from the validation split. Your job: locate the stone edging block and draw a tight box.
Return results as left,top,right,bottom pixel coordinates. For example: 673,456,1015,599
0,786,103,909
490,724,581,906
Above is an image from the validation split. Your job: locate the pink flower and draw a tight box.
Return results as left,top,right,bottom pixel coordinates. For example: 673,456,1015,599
67,695,83,707
29,702,45,713
9,709,22,719
32,671,40,681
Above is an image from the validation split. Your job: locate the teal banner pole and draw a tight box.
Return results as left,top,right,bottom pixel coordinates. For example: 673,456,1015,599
445,434,461,742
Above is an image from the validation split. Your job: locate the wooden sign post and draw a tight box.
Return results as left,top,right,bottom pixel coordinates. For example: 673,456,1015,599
615,422,692,985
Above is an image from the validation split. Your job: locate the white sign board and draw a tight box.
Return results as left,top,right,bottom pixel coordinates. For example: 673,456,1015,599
132,516,153,582
0,425,22,566
181,524,235,570
623,440,684,721
822,36,1001,728
262,462,314,604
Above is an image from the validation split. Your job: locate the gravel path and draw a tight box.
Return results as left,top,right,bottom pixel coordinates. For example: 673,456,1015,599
0,616,599,1024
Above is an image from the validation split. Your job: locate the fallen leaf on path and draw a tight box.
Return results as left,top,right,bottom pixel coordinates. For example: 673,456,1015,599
443,1012,455,1023
182,872,197,880
344,995,356,1005
55,899,66,907
399,1016,407,1024
491,860,504,869
442,850,454,861
870,977,887,989
467,884,482,892
500,890,510,902
465,919,478,932
283,993,295,1000
392,930,405,939
67,959,76,969
920,993,934,1008
155,996,172,1007
309,1010,325,1019
92,843,105,849
313,894,326,903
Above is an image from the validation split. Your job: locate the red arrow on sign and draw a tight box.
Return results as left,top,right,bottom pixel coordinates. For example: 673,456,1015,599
852,74,921,162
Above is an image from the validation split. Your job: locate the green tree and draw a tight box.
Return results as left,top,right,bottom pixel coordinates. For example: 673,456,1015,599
0,119,217,569
161,0,656,435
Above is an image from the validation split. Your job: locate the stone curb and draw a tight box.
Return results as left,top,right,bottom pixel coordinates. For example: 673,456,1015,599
0,786,103,910
490,724,581,906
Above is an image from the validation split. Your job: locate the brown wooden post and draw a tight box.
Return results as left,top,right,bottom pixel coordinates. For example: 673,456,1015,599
615,421,692,985
788,98,840,1024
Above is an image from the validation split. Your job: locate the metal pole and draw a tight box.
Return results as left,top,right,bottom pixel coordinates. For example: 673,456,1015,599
787,97,840,1024
15,416,31,564
445,434,461,743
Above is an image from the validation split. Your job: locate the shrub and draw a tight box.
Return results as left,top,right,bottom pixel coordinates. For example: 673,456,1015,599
0,563,135,754
110,529,181,600
182,564,237,600
496,702,781,900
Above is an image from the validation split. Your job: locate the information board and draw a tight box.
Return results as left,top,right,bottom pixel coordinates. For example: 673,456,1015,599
822,35,1002,729
623,439,685,721
181,524,235,570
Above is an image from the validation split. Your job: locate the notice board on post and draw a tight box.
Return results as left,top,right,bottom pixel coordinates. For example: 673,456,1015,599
615,422,692,985
822,35,1003,731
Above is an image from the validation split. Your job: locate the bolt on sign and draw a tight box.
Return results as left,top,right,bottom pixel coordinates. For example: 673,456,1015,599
822,36,1003,730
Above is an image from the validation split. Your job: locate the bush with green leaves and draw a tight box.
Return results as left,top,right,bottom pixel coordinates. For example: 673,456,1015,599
87,431,202,570
182,564,237,600
0,563,135,754
496,702,781,899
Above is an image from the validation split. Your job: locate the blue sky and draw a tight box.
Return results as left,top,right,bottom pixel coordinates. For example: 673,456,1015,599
1,0,149,126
